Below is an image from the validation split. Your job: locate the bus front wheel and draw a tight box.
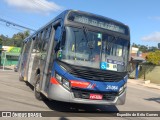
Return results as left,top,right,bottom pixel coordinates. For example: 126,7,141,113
19,75,24,81
34,75,43,100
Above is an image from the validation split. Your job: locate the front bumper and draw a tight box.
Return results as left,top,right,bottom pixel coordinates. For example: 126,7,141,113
48,84,126,105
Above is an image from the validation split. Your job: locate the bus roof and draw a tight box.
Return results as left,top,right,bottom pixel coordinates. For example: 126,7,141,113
23,9,129,42
70,10,128,26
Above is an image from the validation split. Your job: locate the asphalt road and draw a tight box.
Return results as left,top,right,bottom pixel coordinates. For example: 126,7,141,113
0,71,159,120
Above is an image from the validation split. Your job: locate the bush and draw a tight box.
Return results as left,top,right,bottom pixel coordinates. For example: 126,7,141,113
146,50,160,65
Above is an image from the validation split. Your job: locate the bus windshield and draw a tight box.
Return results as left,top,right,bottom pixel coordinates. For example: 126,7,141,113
61,26,129,72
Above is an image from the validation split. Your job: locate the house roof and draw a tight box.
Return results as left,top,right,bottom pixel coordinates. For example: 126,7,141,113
130,56,145,63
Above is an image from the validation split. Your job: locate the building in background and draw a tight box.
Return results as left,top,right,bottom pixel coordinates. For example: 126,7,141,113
0,44,2,65
0,46,21,66
129,47,146,79
158,43,160,49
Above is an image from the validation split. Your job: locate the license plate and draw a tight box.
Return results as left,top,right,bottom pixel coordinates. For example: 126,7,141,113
89,94,103,100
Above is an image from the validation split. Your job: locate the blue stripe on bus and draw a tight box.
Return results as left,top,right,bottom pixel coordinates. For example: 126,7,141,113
52,61,126,92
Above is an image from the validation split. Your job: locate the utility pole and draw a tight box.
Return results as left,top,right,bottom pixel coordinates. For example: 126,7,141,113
0,39,2,66
158,43,160,49
2,51,6,71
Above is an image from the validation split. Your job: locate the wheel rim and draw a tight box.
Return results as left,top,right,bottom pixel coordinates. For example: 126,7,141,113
35,80,40,92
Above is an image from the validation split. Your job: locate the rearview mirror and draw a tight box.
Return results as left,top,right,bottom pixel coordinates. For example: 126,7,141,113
54,27,62,42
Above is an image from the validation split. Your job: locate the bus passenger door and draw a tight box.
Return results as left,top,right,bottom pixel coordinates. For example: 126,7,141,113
22,40,32,81
28,37,39,85
39,26,54,93
41,22,62,94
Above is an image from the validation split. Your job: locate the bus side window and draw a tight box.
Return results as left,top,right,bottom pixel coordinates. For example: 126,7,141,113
54,26,62,53
36,33,41,53
32,37,36,53
42,26,52,51
38,31,44,52
39,26,52,60
45,27,51,40
32,34,40,53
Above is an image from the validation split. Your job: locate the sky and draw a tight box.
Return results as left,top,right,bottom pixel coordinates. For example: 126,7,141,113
0,0,160,47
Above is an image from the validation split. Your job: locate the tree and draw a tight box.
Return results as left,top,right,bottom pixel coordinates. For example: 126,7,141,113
0,30,30,47
0,37,2,45
12,30,30,40
132,43,148,52
12,30,30,47
132,43,139,48
132,43,158,53
139,45,148,53
0,36,13,46
146,50,160,65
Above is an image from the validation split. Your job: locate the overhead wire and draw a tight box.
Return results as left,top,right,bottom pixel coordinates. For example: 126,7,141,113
0,22,24,32
0,11,32,28
0,17,36,32
0,0,55,34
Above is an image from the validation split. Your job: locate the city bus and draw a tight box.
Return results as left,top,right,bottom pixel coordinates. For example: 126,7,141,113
19,10,130,105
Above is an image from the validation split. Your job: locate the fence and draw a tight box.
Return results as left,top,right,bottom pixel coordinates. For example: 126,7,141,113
138,64,160,84
0,51,18,71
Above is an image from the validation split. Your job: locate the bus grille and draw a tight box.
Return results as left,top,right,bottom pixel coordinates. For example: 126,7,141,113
57,60,127,82
72,89,117,101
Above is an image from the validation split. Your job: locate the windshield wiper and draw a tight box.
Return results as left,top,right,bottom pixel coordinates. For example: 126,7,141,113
83,26,89,42
106,36,118,51
103,36,118,61
83,27,95,49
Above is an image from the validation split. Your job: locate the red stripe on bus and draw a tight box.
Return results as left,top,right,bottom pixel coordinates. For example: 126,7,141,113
50,77,59,84
70,80,90,88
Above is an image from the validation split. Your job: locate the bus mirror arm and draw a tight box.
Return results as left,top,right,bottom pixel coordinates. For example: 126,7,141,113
40,54,46,60
40,55,43,60
46,69,52,76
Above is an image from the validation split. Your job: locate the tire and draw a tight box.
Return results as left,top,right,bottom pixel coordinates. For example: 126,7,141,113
19,74,24,82
34,74,43,100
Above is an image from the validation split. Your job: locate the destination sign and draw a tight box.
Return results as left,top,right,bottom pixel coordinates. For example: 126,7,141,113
68,12,128,34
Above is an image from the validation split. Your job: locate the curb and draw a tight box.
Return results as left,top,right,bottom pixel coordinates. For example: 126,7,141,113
128,79,160,90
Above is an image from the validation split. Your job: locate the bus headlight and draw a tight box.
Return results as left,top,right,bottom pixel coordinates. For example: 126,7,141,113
62,79,70,90
119,86,124,94
55,72,70,90
119,83,127,95
55,73,62,83
124,75,128,81
118,75,128,95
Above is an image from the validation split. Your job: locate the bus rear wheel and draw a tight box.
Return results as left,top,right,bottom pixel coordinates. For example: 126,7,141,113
34,75,43,100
